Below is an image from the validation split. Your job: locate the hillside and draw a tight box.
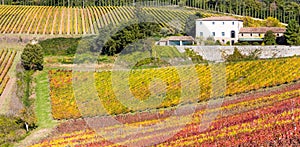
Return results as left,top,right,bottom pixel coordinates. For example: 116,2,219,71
0,0,299,24
30,56,300,146
0,6,198,35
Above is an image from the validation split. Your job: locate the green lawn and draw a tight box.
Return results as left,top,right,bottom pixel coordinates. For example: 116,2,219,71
35,70,57,128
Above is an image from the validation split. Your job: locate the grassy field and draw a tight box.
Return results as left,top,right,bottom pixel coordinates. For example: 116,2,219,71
35,70,57,128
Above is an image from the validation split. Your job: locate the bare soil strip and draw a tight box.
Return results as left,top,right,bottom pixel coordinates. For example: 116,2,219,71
34,7,47,34
43,7,53,35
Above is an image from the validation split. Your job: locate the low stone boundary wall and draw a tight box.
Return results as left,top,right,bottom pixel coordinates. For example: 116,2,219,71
176,46,300,61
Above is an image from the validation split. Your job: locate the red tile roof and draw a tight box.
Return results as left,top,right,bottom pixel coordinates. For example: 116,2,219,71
196,16,241,21
239,27,286,33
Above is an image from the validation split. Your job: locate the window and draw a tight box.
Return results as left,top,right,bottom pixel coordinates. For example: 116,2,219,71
231,31,235,38
200,32,203,36
241,33,244,36
232,22,235,25
222,32,225,36
250,33,253,37
222,39,225,43
212,32,215,36
200,21,202,25
212,22,215,25
259,33,261,37
277,33,280,37
222,22,225,25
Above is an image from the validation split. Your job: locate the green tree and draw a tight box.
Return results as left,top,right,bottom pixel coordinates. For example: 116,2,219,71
21,43,44,70
242,16,261,27
284,19,300,46
184,12,203,37
184,48,205,64
264,30,276,45
263,17,283,27
226,47,245,62
97,21,160,56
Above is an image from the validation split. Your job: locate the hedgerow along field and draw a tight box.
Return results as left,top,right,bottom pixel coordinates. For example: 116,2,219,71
48,56,300,119
0,49,16,95
0,5,199,35
32,76,300,146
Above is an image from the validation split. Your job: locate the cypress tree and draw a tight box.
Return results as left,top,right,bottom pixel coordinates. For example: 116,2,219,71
264,30,276,45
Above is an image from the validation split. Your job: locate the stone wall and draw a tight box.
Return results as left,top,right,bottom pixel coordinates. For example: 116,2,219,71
176,46,300,61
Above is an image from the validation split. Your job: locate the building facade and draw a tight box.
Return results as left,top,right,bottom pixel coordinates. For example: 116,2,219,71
195,16,243,45
239,27,286,43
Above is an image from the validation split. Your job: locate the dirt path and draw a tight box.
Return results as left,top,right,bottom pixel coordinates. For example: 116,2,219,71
0,78,16,114
67,7,70,35
81,8,86,34
51,8,58,35
15,128,54,147
34,7,47,35
86,8,95,34
75,8,78,34
19,7,35,34
59,8,64,35
26,7,41,34
43,7,53,35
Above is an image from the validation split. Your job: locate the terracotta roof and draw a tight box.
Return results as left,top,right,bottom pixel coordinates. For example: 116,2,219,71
159,38,168,42
164,36,195,41
239,27,286,33
196,16,241,21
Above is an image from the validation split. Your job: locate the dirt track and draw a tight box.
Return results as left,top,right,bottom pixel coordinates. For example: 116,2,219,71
0,78,23,115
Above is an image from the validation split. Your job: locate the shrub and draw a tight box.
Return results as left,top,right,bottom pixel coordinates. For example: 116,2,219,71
184,48,205,64
215,40,222,45
226,41,230,45
226,47,245,62
234,42,241,45
245,49,261,60
241,42,250,45
225,48,261,62
204,37,215,45
0,115,27,145
252,42,260,45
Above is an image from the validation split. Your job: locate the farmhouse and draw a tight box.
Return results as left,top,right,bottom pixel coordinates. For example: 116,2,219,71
157,17,288,46
239,27,286,43
157,36,195,46
195,16,243,45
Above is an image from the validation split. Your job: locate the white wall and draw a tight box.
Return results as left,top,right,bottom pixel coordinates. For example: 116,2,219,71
176,46,300,61
195,20,243,45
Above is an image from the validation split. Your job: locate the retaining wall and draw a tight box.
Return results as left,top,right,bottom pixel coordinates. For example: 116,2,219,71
176,46,300,61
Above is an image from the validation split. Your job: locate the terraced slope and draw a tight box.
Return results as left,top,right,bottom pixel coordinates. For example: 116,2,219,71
31,81,300,146
0,6,197,35
48,57,300,120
